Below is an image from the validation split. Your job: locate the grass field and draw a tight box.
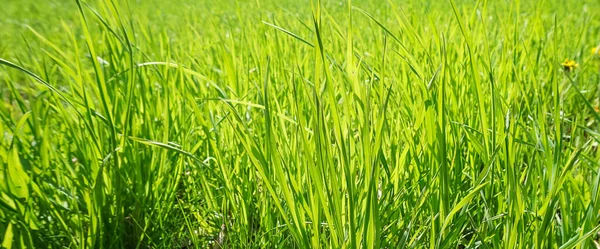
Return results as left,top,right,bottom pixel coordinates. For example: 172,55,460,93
2,0,600,248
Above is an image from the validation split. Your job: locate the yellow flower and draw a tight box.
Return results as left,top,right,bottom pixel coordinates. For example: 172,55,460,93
593,45,600,57
562,59,578,72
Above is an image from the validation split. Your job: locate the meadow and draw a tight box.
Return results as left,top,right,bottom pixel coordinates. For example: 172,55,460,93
2,0,600,248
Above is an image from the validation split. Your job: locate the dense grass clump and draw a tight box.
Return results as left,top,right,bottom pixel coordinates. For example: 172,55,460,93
2,0,600,248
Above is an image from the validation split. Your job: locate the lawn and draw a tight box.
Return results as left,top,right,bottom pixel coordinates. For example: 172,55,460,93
1,0,600,248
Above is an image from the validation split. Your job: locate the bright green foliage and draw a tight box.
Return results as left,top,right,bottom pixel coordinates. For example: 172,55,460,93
1,0,600,248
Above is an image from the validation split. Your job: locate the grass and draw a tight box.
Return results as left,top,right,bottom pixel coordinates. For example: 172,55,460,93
1,0,600,248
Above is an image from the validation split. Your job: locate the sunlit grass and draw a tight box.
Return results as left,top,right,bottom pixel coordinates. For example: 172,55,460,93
1,0,600,248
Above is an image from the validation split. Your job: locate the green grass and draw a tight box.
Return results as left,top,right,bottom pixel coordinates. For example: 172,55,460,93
1,0,600,248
